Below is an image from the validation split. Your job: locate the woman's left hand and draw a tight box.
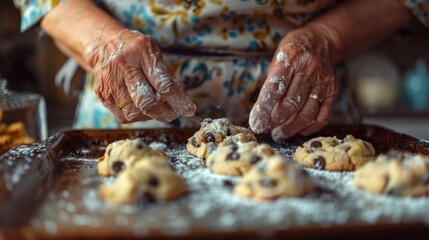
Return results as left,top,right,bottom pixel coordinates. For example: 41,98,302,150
249,27,340,141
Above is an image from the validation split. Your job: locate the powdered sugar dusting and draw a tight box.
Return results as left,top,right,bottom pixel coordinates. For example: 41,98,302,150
0,139,53,191
22,140,429,237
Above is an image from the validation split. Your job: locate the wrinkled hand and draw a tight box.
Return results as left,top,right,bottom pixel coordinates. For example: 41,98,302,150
249,28,339,141
85,29,196,123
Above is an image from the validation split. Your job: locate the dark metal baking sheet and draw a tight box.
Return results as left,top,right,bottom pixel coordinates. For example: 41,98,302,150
1,124,429,239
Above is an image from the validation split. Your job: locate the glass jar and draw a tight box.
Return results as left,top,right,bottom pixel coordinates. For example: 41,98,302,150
0,79,47,155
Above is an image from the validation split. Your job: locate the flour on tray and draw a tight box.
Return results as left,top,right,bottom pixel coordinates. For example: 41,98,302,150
29,141,429,237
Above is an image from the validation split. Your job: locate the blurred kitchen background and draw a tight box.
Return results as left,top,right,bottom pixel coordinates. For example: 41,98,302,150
1,0,429,139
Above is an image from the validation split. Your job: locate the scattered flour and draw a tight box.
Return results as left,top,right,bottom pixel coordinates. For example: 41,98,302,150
9,141,429,237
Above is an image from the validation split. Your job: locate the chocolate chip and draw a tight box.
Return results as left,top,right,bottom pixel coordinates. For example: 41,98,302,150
148,175,159,187
191,137,200,147
226,127,232,136
230,143,238,152
112,161,125,173
226,152,240,161
203,118,213,124
344,146,351,152
259,177,277,187
222,179,235,187
249,155,261,165
138,192,156,205
204,132,215,143
202,118,213,127
310,141,322,148
386,187,401,196
313,156,326,170
107,148,112,156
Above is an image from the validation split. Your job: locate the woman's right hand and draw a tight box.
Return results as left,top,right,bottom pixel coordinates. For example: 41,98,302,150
84,29,196,123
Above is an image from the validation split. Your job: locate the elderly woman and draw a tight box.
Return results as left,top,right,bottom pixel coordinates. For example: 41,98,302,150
14,0,428,141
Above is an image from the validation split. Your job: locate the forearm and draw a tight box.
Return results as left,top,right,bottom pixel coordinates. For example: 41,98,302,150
41,0,125,71
304,0,412,65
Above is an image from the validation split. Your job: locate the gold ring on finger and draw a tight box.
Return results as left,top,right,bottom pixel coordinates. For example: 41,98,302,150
309,93,324,103
117,97,134,109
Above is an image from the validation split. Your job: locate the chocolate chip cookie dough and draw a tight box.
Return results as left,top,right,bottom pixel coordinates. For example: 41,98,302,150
354,150,429,197
186,118,251,159
98,138,170,176
293,135,375,171
207,140,276,176
99,159,187,205
234,155,313,201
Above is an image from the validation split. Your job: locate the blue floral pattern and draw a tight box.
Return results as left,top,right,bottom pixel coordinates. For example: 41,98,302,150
13,0,428,128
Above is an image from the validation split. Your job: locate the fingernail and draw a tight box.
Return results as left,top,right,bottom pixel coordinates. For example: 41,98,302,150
249,117,266,134
249,108,267,134
183,101,197,117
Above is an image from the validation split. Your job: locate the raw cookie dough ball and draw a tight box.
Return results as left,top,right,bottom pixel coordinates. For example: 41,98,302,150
98,138,169,176
207,140,275,176
99,160,187,205
293,135,375,171
354,150,429,197
186,118,250,159
234,156,313,201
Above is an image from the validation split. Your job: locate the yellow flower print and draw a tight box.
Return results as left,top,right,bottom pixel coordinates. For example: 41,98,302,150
51,0,60,7
253,31,267,41
193,1,206,16
150,1,190,28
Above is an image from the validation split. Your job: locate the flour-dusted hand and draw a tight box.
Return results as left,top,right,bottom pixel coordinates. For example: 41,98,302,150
85,29,196,123
249,28,339,141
